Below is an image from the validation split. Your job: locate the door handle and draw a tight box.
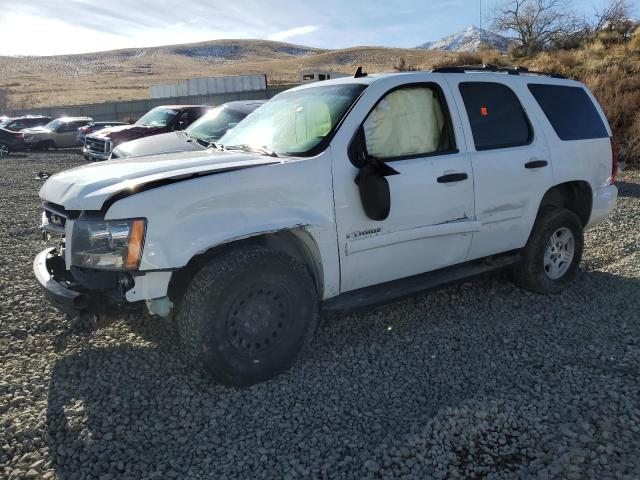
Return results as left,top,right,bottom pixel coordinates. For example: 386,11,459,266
525,160,548,169
437,172,468,183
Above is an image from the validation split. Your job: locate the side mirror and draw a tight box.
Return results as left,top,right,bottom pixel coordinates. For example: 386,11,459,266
348,126,398,221
356,168,392,221
347,126,369,168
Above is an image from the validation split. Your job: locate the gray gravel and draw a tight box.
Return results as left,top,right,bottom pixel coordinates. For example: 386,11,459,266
1,150,639,479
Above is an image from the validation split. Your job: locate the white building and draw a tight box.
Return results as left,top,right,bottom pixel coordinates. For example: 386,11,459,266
299,70,350,84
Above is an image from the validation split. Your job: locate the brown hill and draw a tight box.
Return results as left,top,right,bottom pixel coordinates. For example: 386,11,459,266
0,40,451,108
0,39,455,108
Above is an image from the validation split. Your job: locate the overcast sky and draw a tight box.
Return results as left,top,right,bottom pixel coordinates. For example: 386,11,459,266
0,0,626,56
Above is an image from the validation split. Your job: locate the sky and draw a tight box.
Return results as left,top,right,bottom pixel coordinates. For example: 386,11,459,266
0,0,626,56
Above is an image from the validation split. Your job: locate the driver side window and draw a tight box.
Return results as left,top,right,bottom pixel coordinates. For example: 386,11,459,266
363,85,454,160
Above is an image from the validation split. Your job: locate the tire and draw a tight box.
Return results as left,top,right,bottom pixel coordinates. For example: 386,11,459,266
177,246,318,386
0,143,10,157
513,207,584,294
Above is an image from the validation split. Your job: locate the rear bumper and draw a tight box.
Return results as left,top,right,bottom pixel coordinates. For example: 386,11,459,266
586,184,618,229
33,247,88,316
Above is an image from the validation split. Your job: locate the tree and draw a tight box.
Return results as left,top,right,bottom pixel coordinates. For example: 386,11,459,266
591,0,634,35
393,57,420,72
492,0,582,55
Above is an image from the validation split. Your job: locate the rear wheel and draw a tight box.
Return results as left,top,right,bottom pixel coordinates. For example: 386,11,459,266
0,143,9,157
513,207,583,294
177,246,318,386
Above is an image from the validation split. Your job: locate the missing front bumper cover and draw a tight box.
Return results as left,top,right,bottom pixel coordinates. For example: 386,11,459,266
33,247,127,317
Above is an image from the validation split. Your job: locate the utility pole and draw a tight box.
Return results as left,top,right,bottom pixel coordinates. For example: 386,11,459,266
480,0,482,31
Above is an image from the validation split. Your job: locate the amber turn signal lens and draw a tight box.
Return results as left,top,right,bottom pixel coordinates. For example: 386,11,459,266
125,219,145,270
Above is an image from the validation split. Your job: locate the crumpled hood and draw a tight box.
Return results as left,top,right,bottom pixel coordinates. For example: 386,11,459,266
113,131,203,158
39,150,283,211
91,124,166,145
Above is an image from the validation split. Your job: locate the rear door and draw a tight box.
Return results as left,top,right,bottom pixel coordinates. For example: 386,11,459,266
446,77,554,260
332,77,477,292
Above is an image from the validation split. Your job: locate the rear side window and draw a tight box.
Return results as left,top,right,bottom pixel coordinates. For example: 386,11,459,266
459,82,532,150
527,84,608,141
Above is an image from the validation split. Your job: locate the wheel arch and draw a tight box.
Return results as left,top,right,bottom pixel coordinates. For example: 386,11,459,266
167,227,325,304
537,181,593,227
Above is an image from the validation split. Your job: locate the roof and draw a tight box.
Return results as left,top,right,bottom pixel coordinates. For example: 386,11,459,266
55,116,93,122
5,114,51,120
285,68,582,94
223,100,267,114
155,105,210,110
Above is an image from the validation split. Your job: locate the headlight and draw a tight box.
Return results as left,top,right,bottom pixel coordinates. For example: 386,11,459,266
71,218,146,270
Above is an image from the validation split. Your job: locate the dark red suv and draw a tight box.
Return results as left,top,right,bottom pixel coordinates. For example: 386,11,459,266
82,105,210,161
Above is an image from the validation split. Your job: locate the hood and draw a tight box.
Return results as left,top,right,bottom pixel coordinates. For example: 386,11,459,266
92,124,166,145
113,131,204,158
39,149,283,211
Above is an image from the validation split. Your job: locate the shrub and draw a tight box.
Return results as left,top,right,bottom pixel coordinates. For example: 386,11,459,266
584,68,640,163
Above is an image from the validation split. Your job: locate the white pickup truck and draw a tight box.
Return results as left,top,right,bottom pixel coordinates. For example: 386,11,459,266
34,66,618,385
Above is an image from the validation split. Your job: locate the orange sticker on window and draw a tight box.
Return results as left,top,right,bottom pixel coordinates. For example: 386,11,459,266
480,106,488,116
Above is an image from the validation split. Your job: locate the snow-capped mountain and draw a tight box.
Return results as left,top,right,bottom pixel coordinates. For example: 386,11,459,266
416,26,511,52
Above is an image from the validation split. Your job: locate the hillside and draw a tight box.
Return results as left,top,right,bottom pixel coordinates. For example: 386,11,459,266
0,39,457,108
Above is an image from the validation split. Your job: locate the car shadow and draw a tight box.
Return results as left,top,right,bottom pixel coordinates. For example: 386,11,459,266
46,269,640,478
617,179,640,198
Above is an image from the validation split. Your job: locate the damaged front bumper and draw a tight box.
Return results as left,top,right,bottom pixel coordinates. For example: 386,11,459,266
33,247,126,317
34,247,175,318
34,247,88,316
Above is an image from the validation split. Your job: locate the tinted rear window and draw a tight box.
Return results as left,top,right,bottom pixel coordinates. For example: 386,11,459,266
459,82,532,150
527,84,608,141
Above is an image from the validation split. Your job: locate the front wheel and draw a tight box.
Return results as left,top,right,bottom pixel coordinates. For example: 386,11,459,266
513,207,584,294
177,246,319,386
0,143,10,157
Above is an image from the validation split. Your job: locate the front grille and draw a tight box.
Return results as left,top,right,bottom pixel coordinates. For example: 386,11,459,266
85,136,111,154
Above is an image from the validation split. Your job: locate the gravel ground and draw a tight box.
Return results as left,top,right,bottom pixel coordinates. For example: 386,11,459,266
1,150,639,480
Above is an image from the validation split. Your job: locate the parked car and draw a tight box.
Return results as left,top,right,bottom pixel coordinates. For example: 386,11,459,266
77,121,129,146
35,67,618,386
0,115,52,131
83,105,210,161
22,117,93,150
110,100,265,159
0,128,27,157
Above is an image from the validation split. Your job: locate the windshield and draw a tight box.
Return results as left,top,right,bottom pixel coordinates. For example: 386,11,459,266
219,84,367,156
0,118,10,128
45,120,63,131
136,107,178,127
186,106,246,142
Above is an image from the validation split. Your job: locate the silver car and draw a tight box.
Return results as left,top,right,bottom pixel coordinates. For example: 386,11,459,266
22,117,93,150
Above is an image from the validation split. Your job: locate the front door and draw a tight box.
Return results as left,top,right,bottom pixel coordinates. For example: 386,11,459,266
331,77,477,293
58,123,80,147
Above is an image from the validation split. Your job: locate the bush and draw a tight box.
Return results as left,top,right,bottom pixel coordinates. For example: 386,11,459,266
0,88,8,110
584,68,640,163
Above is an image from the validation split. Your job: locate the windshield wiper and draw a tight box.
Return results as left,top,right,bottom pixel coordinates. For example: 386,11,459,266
224,144,278,158
193,137,224,149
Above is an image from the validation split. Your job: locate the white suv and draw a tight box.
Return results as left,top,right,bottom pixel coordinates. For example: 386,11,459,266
34,67,618,385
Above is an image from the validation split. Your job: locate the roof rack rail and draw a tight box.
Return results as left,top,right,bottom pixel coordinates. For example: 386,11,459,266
431,64,566,79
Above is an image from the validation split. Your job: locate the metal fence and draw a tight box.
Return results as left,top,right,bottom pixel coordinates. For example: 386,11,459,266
5,84,296,122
